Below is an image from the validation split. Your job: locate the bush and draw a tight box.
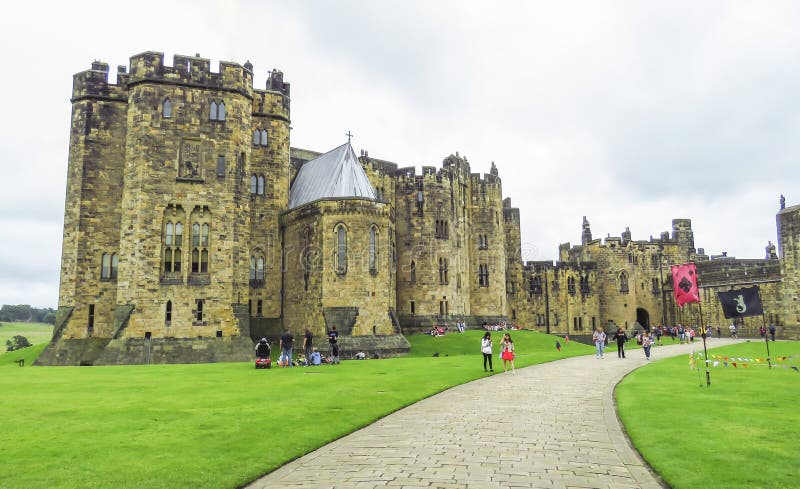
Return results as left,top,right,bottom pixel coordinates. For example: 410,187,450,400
6,335,32,352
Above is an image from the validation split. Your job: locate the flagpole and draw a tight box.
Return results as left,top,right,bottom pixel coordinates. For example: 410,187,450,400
757,288,772,369
698,300,711,387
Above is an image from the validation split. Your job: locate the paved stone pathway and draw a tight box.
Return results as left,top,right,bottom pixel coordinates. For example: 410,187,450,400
247,339,736,489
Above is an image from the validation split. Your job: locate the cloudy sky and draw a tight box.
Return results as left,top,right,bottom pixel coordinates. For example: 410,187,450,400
1,1,798,308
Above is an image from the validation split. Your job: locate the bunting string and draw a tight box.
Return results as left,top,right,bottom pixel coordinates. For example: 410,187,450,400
689,352,799,372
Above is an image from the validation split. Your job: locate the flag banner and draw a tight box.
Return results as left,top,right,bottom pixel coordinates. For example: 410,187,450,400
671,263,700,307
717,286,764,318
688,353,799,372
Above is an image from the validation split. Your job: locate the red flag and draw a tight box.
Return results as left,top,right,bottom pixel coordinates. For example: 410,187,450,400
671,263,700,307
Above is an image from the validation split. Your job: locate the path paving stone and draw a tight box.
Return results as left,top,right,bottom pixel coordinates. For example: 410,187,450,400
247,339,736,489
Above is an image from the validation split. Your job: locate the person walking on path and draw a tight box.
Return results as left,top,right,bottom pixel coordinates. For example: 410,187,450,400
303,329,313,366
500,333,515,374
612,327,628,358
642,331,653,360
593,327,606,359
716,326,721,339
279,328,294,367
729,323,737,339
654,326,663,346
769,324,777,341
481,332,494,372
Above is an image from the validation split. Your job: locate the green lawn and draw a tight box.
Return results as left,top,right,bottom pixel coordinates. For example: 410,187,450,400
0,330,592,489
0,322,53,350
616,341,800,489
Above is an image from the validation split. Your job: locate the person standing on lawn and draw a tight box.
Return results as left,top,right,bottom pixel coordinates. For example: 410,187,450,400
769,323,776,341
279,328,294,367
303,329,313,366
593,327,606,359
612,327,628,358
481,331,493,372
642,331,653,360
500,333,515,374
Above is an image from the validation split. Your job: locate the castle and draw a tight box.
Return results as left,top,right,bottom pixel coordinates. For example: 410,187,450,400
38,52,799,366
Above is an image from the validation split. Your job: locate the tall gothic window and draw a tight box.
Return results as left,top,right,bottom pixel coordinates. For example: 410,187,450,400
619,271,629,293
163,221,183,273
253,129,261,146
191,222,210,273
101,253,111,279
216,155,225,177
369,226,377,274
260,129,268,147
335,225,347,274
110,253,118,279
165,300,172,324
162,98,172,118
257,175,265,195
217,101,226,120
478,264,489,287
532,276,542,295
567,277,576,295
438,257,449,284
250,175,258,195
410,260,416,283
209,101,217,120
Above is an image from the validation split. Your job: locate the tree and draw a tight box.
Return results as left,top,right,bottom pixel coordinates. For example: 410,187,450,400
6,335,32,352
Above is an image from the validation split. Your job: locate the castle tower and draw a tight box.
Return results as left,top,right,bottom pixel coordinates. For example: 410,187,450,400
778,202,800,337
581,216,592,245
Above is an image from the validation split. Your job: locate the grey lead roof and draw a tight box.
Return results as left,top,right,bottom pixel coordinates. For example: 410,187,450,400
288,142,376,210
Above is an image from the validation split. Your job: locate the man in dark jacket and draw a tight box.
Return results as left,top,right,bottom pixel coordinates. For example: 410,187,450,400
612,327,629,358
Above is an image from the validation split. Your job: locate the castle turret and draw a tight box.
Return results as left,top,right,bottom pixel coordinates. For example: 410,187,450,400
581,216,592,245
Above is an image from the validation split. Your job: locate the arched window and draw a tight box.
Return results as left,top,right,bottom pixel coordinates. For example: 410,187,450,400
209,101,217,120
200,249,209,273
336,225,347,274
101,253,111,279
164,220,183,273
110,253,119,279
260,129,268,146
410,260,416,283
257,175,265,195
369,226,377,273
201,224,209,246
619,271,629,293
192,223,200,246
162,98,172,118
250,256,256,280
165,300,172,324
252,129,260,146
192,249,200,273
217,101,226,121
256,256,264,280
195,299,204,322
250,175,258,195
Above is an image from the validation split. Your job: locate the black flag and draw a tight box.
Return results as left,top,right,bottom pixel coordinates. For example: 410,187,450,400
717,286,763,318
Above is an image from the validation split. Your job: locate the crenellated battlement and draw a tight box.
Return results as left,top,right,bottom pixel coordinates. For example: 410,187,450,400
71,61,128,102
126,52,254,97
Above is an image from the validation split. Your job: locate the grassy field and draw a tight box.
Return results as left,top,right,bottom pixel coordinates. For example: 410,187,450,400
0,322,53,350
616,341,800,489
0,330,592,489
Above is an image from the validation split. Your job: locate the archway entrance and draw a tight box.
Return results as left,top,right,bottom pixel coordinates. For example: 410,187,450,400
636,308,650,330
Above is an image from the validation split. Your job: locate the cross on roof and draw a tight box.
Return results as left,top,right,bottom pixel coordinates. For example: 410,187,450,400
345,130,354,143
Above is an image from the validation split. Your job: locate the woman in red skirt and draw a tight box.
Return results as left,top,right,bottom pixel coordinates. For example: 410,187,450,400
500,333,515,374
